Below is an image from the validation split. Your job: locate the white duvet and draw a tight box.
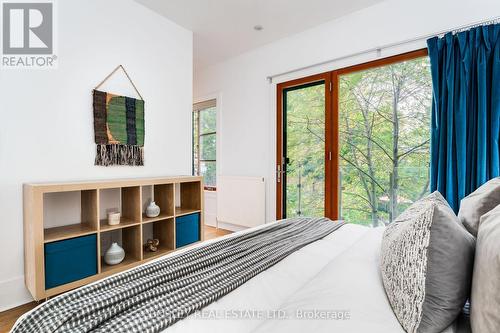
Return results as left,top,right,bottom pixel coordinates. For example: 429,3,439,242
165,223,456,333
15,222,458,333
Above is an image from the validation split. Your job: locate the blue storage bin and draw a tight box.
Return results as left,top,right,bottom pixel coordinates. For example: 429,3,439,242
176,213,200,248
44,234,97,289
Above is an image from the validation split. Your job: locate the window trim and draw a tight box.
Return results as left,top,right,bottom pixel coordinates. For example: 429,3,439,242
193,99,217,191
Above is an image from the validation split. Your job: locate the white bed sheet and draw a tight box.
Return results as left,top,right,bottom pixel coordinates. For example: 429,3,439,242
166,223,456,333
14,222,458,333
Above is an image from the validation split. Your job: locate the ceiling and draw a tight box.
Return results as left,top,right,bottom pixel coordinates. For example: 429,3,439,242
136,0,385,69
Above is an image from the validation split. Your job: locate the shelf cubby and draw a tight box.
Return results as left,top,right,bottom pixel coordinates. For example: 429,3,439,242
100,225,142,274
121,186,141,222
142,218,175,260
99,186,141,229
175,181,202,216
24,176,203,300
141,185,153,215
142,184,175,223
43,190,98,243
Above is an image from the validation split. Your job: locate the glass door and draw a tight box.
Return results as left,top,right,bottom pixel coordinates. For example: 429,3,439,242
276,50,430,222
277,74,332,219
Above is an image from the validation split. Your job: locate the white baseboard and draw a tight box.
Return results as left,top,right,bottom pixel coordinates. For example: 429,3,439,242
217,221,249,232
0,275,34,312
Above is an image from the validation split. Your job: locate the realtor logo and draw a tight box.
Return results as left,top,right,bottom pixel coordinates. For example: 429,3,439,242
1,1,57,68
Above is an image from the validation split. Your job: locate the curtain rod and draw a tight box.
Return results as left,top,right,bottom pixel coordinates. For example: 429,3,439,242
266,16,500,83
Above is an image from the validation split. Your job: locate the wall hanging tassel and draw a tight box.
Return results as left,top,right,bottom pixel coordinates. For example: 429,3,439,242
95,144,144,166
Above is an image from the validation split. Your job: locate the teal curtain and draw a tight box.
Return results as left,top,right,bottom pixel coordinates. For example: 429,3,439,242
427,24,500,212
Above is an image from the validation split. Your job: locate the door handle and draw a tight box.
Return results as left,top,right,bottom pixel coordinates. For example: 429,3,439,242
277,164,281,183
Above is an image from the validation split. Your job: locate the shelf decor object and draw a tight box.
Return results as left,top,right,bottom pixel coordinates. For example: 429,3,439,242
93,65,145,166
104,243,125,265
145,238,159,252
107,211,121,226
146,201,160,218
23,176,204,300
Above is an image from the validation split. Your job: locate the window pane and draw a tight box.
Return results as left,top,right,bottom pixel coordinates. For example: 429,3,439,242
285,83,325,218
200,161,216,187
200,107,216,134
200,134,216,160
338,57,432,227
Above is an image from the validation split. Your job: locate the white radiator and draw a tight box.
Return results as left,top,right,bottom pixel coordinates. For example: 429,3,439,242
217,176,265,228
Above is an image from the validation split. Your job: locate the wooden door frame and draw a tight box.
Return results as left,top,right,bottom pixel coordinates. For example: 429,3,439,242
276,72,334,220
276,48,428,221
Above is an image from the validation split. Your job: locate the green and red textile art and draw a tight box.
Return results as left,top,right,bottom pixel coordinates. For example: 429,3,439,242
93,90,144,166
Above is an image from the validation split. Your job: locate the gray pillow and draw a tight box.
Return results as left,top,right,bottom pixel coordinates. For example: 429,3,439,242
458,177,500,236
470,204,500,332
381,191,475,333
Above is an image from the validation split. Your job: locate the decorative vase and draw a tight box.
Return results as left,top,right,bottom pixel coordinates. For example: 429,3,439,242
107,211,121,226
146,201,160,217
104,242,125,265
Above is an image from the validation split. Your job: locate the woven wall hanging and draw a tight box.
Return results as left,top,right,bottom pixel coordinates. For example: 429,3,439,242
93,65,145,166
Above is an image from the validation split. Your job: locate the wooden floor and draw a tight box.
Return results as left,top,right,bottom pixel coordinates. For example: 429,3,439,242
0,226,232,333
204,225,233,239
0,302,38,333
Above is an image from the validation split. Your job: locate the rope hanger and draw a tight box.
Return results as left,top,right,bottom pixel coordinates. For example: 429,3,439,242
94,64,144,100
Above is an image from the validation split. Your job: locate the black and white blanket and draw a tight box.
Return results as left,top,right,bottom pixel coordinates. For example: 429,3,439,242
13,217,344,333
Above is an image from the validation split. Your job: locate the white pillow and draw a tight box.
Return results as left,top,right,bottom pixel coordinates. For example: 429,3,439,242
381,192,475,333
458,177,500,236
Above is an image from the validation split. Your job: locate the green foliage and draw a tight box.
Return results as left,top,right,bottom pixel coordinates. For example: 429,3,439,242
284,57,432,226
193,107,217,187
200,134,216,160
339,57,432,226
285,84,325,217
200,107,216,134
201,161,216,186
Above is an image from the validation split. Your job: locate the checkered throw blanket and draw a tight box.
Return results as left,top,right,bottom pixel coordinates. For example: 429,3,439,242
13,217,344,333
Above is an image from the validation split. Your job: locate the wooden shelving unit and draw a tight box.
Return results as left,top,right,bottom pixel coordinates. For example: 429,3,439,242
142,218,175,260
175,207,202,217
142,213,175,224
99,217,140,232
44,224,97,243
23,176,204,300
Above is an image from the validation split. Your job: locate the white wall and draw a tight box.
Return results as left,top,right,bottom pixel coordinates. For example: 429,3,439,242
204,191,217,227
0,0,192,311
194,0,500,224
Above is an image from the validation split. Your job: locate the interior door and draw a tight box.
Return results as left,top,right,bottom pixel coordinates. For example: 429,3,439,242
276,73,334,219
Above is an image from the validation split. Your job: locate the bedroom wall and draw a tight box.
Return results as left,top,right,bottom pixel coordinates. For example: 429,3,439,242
194,0,500,225
0,0,192,311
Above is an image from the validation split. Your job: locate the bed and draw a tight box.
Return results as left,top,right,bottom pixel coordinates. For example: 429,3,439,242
12,219,464,333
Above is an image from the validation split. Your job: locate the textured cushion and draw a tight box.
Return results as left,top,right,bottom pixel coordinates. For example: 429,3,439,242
381,192,476,333
458,177,500,236
471,204,500,332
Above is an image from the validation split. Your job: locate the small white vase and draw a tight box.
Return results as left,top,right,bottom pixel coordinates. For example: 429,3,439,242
146,201,160,217
104,242,125,265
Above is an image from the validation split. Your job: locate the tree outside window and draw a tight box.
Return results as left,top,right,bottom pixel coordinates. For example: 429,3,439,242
193,100,217,190
339,57,432,226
